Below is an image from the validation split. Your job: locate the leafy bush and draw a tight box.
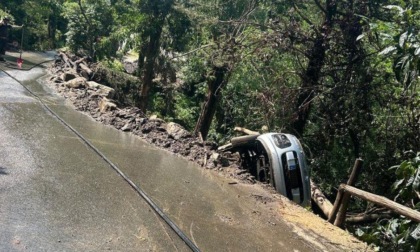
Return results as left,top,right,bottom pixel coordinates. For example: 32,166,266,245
356,152,420,251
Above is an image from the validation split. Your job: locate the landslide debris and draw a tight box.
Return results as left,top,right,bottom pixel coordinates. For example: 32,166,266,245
47,52,254,182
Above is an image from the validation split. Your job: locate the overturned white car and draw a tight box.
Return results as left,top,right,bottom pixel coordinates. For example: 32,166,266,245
224,133,311,206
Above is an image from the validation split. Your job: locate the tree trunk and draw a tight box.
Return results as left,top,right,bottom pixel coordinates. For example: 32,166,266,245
48,14,57,48
136,0,174,112
292,0,336,136
194,65,228,140
346,212,394,224
311,179,334,218
138,25,163,112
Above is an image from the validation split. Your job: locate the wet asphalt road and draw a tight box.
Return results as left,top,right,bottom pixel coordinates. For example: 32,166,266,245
0,52,189,251
0,52,316,251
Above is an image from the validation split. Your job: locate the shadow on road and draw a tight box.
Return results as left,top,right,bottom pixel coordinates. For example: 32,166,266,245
0,167,8,175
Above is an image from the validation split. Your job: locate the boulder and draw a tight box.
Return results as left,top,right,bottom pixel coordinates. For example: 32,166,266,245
65,77,87,89
121,123,133,132
99,97,117,113
122,57,138,74
149,115,165,123
86,81,115,98
166,122,189,140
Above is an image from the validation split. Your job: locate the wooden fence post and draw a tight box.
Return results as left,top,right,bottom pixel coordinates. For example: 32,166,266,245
328,159,363,226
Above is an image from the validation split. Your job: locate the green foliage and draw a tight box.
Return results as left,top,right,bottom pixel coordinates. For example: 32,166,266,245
391,151,420,206
101,58,125,72
164,6,192,52
0,9,11,20
355,152,420,251
377,3,420,91
63,0,114,57
173,92,201,130
1,0,67,50
356,218,420,252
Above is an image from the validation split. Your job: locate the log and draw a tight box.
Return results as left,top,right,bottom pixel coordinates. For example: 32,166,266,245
79,62,92,76
74,57,87,65
346,212,394,224
217,126,260,151
234,126,260,135
231,135,259,148
218,143,233,152
340,184,420,223
310,179,334,218
59,52,73,69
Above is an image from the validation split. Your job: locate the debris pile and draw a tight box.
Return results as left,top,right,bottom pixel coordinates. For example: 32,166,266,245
47,52,256,182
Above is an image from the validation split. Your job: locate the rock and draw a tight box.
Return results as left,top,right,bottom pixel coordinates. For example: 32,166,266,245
121,123,132,132
141,125,153,134
192,141,204,147
60,72,78,82
86,81,115,99
157,126,167,132
86,81,101,89
99,98,117,113
123,58,138,74
236,170,248,175
149,115,165,123
204,141,218,150
65,77,87,88
136,118,147,125
166,122,189,140
211,152,220,160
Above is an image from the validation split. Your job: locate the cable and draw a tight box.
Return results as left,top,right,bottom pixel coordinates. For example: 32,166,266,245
0,61,201,252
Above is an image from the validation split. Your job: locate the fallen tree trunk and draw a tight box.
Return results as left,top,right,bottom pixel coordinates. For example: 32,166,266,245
59,52,74,70
218,126,259,151
234,127,260,135
79,62,92,75
218,143,233,152
311,179,334,218
340,184,420,223
346,212,394,224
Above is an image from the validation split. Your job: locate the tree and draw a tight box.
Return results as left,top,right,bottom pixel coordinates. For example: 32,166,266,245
1,0,66,50
136,0,175,112
63,0,114,57
180,0,265,140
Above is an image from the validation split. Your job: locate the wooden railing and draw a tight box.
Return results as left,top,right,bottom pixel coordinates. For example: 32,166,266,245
312,159,420,227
